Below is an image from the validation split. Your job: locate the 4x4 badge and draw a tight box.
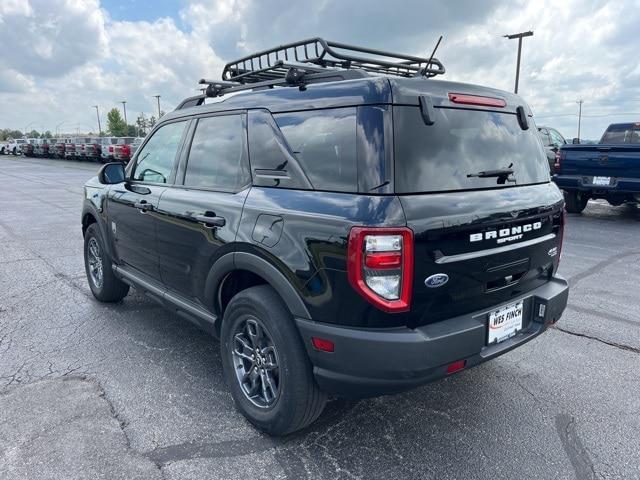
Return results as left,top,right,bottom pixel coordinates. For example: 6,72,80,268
425,273,449,288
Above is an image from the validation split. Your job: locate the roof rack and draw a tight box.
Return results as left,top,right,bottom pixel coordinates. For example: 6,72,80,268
222,37,445,83
176,37,445,109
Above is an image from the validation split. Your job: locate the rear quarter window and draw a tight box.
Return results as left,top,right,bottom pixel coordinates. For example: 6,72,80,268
274,108,357,192
394,106,550,193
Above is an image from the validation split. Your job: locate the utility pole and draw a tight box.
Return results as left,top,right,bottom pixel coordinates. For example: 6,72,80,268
503,31,533,94
93,106,102,136
55,121,65,136
120,100,128,126
153,95,161,118
576,99,583,140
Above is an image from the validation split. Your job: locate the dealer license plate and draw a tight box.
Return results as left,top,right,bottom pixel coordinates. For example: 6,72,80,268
487,301,523,345
592,176,611,186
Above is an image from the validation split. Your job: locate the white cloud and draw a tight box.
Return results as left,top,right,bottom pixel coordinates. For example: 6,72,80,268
0,0,639,140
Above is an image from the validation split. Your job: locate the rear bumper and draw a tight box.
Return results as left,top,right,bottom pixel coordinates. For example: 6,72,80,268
296,275,568,398
554,174,640,194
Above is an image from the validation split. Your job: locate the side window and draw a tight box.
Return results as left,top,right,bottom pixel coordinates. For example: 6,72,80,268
549,129,565,146
538,128,551,146
132,121,187,184
274,108,357,192
183,114,249,191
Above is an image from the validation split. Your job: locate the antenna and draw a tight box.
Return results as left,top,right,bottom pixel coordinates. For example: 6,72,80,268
421,35,443,77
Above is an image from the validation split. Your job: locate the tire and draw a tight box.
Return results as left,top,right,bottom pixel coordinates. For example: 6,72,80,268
221,285,327,436
84,223,129,302
564,190,588,213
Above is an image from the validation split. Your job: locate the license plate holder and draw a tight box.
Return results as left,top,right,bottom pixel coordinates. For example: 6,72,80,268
487,301,523,345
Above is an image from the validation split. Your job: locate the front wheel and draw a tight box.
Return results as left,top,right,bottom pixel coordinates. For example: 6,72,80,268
84,223,129,302
221,285,327,436
564,190,588,213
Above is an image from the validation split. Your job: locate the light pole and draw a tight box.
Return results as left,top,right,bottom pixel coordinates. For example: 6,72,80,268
576,99,584,140
55,121,65,136
503,31,533,94
24,121,36,136
153,95,161,118
93,106,102,136
120,100,128,126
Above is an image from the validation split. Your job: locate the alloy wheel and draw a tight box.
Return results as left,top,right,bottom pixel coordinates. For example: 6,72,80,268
87,237,104,289
231,317,280,408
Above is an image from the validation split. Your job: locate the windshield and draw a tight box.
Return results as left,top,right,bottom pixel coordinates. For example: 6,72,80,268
600,124,640,144
394,106,550,193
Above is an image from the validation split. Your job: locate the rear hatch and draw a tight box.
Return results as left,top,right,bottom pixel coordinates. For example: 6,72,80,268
393,99,563,327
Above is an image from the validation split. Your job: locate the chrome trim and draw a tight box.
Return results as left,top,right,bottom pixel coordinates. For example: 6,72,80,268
435,233,557,264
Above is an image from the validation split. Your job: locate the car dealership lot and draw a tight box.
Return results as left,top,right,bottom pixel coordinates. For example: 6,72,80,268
0,157,638,479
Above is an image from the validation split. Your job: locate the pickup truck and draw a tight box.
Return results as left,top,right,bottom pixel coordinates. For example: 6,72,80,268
2,138,29,155
554,122,640,213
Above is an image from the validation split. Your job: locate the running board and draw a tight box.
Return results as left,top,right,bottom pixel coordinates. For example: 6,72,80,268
112,265,218,333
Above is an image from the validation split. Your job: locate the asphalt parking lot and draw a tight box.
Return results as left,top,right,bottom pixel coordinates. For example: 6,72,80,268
0,156,639,480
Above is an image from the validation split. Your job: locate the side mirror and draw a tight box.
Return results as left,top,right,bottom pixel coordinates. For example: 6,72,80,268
98,162,126,184
572,138,581,144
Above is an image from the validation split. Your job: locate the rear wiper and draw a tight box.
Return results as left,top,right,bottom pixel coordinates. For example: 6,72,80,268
466,168,514,178
467,163,514,185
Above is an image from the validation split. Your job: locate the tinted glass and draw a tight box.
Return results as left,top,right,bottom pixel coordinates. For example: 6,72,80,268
184,115,249,191
394,106,550,193
549,129,565,146
538,128,551,146
132,121,186,183
600,124,640,144
274,108,357,192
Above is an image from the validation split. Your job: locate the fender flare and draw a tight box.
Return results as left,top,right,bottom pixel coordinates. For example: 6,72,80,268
205,251,311,320
81,203,115,260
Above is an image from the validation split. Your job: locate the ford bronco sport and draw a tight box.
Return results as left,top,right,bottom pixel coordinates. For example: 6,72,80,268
82,38,568,435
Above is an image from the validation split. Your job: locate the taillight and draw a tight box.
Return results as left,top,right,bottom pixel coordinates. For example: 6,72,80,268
347,227,413,313
554,149,565,174
122,145,131,156
109,146,114,153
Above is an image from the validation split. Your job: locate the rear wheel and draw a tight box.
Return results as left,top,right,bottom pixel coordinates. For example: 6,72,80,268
84,223,129,302
564,190,588,213
221,285,327,436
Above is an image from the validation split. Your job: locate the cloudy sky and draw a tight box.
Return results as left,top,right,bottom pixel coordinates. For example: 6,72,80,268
1,0,639,140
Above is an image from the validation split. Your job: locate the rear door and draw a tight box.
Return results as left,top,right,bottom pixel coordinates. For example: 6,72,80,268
393,104,563,327
155,112,250,303
107,120,189,280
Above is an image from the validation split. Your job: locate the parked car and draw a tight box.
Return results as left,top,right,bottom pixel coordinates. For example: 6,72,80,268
64,138,78,159
21,139,37,157
538,126,567,172
554,122,640,212
3,138,29,155
33,138,50,157
82,38,568,435
100,137,118,163
130,137,144,157
50,138,65,159
113,137,136,163
82,137,103,162
74,137,92,160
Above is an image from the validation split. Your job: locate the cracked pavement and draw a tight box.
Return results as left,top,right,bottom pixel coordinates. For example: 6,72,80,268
1,156,639,479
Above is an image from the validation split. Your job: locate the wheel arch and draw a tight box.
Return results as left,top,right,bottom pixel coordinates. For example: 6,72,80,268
206,251,311,331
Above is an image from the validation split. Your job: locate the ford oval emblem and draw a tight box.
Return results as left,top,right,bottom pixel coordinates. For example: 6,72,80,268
425,273,449,288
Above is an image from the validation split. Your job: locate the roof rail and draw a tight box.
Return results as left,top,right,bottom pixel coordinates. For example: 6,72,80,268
176,37,445,109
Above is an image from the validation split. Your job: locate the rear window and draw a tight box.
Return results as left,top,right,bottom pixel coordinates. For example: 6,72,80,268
600,124,640,144
274,108,357,192
394,106,550,193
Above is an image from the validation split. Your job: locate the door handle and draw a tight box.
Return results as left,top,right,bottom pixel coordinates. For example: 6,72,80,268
192,214,226,228
134,200,153,212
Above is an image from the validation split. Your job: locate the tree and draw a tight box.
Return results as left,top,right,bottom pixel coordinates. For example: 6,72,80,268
42,130,52,139
148,115,157,128
136,113,148,136
28,130,40,138
106,108,127,136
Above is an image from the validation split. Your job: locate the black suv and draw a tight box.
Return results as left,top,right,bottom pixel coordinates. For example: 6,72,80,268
82,39,568,435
